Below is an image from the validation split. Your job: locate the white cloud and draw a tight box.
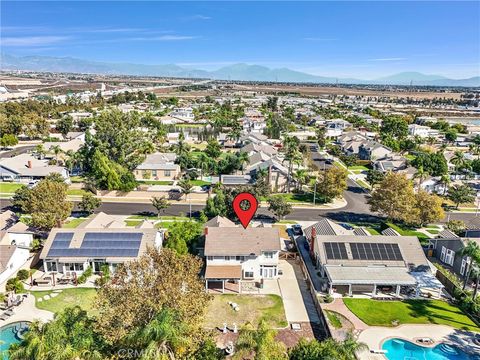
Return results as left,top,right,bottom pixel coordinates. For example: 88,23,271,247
183,14,211,21
369,57,407,61
2,36,69,46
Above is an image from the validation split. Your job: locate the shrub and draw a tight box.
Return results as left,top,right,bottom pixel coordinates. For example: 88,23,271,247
324,294,333,303
76,266,93,284
17,269,30,281
6,278,24,293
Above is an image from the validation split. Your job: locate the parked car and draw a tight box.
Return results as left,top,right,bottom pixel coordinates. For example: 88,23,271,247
292,224,303,235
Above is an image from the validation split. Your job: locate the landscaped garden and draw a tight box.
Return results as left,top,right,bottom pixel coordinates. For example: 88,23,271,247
343,298,480,331
204,294,288,329
30,288,98,315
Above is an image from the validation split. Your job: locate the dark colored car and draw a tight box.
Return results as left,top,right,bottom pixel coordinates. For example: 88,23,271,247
292,224,303,235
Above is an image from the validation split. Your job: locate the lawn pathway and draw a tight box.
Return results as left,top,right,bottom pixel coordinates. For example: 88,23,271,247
322,298,369,330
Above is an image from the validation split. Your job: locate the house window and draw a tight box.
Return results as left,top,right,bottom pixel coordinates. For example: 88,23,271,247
213,256,224,260
152,170,157,177
443,248,455,266
225,256,231,261
243,271,254,278
164,170,171,177
460,258,468,275
440,246,446,262
207,256,213,261
46,261,57,272
263,251,274,259
235,256,244,261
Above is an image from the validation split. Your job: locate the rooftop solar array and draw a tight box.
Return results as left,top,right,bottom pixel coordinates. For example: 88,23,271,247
350,243,403,261
324,242,348,260
47,232,143,258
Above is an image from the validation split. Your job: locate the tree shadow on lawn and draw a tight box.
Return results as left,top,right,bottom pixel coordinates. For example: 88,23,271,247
406,300,476,330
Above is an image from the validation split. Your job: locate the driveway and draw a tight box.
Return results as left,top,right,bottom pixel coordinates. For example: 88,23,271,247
277,260,320,323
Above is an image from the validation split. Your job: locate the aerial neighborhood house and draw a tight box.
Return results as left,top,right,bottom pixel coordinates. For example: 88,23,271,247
169,107,195,122
373,155,409,173
428,237,480,280
303,219,442,297
204,226,282,293
0,153,70,183
310,234,442,297
408,124,440,138
246,157,291,192
325,119,351,138
39,214,163,280
134,152,180,181
358,141,392,160
0,210,34,287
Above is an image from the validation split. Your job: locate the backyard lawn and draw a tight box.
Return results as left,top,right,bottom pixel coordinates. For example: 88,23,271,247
343,298,480,332
30,288,97,315
204,294,288,329
67,189,89,196
0,182,24,193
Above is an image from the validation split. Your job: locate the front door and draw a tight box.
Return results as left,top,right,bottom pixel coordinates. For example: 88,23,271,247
93,260,105,273
261,266,276,278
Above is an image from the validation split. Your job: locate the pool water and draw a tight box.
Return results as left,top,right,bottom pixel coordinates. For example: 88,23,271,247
382,338,479,360
0,322,29,360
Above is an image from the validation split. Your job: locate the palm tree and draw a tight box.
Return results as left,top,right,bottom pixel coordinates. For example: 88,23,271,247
237,151,249,174
34,144,46,159
293,169,309,192
440,174,451,195
337,333,369,360
128,308,190,360
413,166,429,191
234,320,287,360
470,144,480,159
178,179,193,202
50,145,63,165
460,240,480,290
451,150,466,173
196,152,210,179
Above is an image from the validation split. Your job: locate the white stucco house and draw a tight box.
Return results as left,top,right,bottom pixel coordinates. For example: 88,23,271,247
0,245,31,286
204,222,282,293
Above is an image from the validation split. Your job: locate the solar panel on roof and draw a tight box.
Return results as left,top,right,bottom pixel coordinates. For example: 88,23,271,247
47,232,143,258
324,242,348,260
350,243,403,261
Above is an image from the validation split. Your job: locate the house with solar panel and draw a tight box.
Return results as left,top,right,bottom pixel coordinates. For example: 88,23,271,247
39,227,162,275
309,232,442,297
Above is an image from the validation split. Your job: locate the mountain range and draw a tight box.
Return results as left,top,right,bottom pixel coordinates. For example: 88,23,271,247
1,53,479,87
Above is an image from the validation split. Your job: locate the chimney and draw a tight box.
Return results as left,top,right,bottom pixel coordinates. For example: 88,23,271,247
310,227,316,258
204,227,208,236
27,161,32,168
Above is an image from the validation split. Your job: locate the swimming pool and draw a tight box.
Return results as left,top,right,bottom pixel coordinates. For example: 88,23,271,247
0,322,29,360
382,338,479,360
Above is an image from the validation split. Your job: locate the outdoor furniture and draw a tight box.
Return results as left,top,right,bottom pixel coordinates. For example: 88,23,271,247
35,278,51,286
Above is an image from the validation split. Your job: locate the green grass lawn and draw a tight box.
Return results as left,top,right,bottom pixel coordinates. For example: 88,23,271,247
128,215,190,220
325,310,342,329
125,220,142,227
204,294,288,329
386,222,430,244
366,227,381,235
63,218,88,228
67,189,89,196
70,176,86,183
190,180,211,186
348,165,369,171
0,182,24,193
343,299,480,332
426,229,440,234
356,179,371,189
30,288,98,315
261,192,326,204
138,180,174,185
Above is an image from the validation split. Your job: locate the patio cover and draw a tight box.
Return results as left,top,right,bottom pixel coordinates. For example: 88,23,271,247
410,271,444,290
325,266,417,285
205,265,242,279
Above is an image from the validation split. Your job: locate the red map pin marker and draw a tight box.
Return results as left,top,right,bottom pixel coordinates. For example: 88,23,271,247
233,192,258,229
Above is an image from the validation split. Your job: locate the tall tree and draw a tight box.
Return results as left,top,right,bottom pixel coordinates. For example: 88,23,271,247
448,184,476,209
178,179,193,202
368,172,416,223
78,193,102,215
315,167,348,202
414,191,445,226
96,248,211,350
460,240,480,291
267,195,292,220
27,177,73,230
151,196,169,218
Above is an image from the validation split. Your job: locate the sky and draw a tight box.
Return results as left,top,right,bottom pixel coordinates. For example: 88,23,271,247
1,1,479,79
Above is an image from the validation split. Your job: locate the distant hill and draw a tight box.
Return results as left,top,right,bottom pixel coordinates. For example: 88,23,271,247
1,53,479,87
